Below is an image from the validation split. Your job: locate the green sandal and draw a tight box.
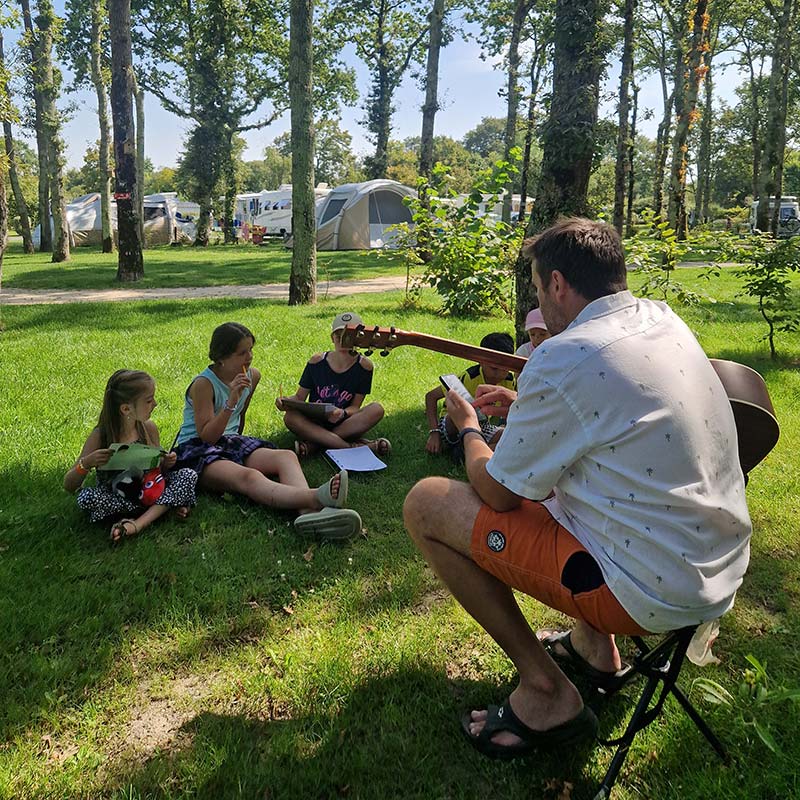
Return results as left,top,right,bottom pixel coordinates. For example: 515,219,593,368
293,507,362,541
316,470,348,509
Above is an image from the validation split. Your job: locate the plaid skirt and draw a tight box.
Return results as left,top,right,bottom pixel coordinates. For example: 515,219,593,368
174,434,276,477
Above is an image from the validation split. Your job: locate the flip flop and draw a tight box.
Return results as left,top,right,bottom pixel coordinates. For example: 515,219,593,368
359,438,392,456
316,469,348,509
460,698,598,760
110,518,138,544
293,507,362,541
294,440,316,458
539,630,632,691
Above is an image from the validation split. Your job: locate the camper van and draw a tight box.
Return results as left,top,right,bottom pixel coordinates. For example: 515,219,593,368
749,196,800,237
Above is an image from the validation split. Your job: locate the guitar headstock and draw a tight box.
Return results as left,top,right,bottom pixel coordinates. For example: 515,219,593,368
340,324,401,357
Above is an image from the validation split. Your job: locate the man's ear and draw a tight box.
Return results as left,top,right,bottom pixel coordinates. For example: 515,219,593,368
549,269,567,297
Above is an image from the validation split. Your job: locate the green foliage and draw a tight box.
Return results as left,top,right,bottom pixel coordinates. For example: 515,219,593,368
733,234,800,359
693,654,800,755
625,210,722,306
392,156,524,317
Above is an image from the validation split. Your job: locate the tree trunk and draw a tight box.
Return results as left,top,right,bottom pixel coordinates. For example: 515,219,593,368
367,55,393,180
652,91,673,217
0,31,35,254
667,0,709,240
515,0,607,342
21,0,51,252
695,57,712,224
194,198,212,246
109,0,143,280
289,0,316,305
223,135,237,245
743,43,761,200
418,0,444,182
625,83,638,237
90,0,114,253
756,0,794,233
501,0,529,224
612,0,636,233
35,0,70,262
518,49,545,226
130,69,145,245
0,149,7,289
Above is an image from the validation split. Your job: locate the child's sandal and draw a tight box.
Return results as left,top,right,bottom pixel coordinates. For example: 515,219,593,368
110,518,138,543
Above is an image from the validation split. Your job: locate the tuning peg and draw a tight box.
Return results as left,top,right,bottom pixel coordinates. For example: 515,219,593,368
348,349,358,357
364,349,374,356
380,348,390,357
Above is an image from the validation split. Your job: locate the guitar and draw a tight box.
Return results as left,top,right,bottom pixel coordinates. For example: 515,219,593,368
340,324,780,475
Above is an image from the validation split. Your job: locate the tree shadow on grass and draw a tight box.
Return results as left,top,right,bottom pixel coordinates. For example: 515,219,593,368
101,669,602,800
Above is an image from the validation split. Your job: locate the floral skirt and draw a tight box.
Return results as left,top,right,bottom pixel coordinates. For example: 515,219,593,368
174,434,276,477
77,467,198,523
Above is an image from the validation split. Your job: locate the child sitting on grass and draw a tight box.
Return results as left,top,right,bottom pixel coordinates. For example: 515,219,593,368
276,312,390,458
515,307,551,357
424,332,518,460
64,369,198,543
173,321,361,541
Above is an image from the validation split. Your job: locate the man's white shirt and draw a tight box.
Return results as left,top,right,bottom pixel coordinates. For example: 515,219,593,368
487,291,752,632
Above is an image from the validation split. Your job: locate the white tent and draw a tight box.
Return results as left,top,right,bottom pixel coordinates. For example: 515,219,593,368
32,192,201,249
314,180,416,250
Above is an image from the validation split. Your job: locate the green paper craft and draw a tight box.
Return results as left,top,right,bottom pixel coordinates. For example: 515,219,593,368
101,442,166,472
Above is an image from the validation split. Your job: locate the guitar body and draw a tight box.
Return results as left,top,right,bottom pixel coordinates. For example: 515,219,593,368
341,325,780,475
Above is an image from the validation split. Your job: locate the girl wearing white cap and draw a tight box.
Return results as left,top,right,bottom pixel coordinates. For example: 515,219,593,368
276,312,390,458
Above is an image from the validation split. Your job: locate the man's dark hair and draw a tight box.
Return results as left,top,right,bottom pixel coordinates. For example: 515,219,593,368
522,217,627,300
480,332,514,354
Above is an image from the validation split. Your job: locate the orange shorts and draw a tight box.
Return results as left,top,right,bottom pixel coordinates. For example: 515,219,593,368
471,500,649,635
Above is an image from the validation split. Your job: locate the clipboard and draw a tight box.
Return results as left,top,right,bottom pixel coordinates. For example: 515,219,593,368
280,398,337,421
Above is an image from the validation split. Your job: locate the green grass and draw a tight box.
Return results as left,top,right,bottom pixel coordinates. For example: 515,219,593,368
0,277,798,799
2,239,407,290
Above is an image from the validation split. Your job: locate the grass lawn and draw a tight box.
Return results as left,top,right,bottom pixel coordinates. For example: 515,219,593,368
2,239,407,291
0,274,798,799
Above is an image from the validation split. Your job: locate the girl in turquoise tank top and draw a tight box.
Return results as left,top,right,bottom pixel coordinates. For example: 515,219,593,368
173,322,362,541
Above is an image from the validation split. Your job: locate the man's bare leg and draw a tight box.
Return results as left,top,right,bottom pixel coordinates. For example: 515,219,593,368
539,621,623,674
404,476,585,747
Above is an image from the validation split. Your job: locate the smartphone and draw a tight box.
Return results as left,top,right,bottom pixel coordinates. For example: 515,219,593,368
439,374,488,422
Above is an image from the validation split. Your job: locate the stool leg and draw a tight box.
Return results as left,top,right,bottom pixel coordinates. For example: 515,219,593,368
670,684,729,763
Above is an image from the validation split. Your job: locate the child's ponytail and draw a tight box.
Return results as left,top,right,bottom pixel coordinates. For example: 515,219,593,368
97,370,153,447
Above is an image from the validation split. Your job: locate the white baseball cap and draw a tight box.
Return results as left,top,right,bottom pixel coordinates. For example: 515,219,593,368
332,311,363,332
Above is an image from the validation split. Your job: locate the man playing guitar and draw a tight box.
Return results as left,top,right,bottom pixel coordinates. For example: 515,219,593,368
402,218,753,759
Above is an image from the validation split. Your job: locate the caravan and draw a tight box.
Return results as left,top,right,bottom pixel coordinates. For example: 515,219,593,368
749,196,800,237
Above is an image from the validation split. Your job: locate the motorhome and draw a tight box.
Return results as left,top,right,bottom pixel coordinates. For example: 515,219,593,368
749,196,800,237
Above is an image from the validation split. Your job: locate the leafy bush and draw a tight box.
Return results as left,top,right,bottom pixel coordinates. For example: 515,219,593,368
390,155,524,317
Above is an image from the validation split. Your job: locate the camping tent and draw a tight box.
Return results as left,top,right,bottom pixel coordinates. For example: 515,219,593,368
314,180,416,250
32,192,201,248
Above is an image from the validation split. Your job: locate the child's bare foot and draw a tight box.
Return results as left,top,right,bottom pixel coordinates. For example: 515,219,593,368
110,518,139,543
175,506,191,521
360,437,392,456
294,440,318,458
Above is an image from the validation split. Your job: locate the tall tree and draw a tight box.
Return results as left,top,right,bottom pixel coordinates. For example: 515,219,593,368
637,0,676,216
62,0,113,251
755,0,796,233
666,0,709,239
19,0,50,251
418,0,445,183
289,0,316,304
335,0,430,179
109,0,143,280
612,0,636,233
515,0,609,340
35,0,69,261
0,29,34,253
625,82,639,235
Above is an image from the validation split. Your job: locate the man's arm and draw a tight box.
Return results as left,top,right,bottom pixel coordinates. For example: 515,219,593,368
445,390,522,512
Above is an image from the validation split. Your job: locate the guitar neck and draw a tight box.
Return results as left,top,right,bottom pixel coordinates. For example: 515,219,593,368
342,325,528,372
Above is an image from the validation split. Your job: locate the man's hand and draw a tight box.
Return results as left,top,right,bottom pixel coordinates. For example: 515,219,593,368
444,390,480,431
474,385,517,419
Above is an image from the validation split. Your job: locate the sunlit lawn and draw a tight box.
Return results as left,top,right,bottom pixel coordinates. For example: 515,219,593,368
2,238,407,290
0,275,798,799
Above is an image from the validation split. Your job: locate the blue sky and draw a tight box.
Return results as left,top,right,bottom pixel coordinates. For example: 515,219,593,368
5,10,738,175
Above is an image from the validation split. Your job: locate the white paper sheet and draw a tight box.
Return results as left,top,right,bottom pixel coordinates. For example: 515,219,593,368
324,445,387,472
